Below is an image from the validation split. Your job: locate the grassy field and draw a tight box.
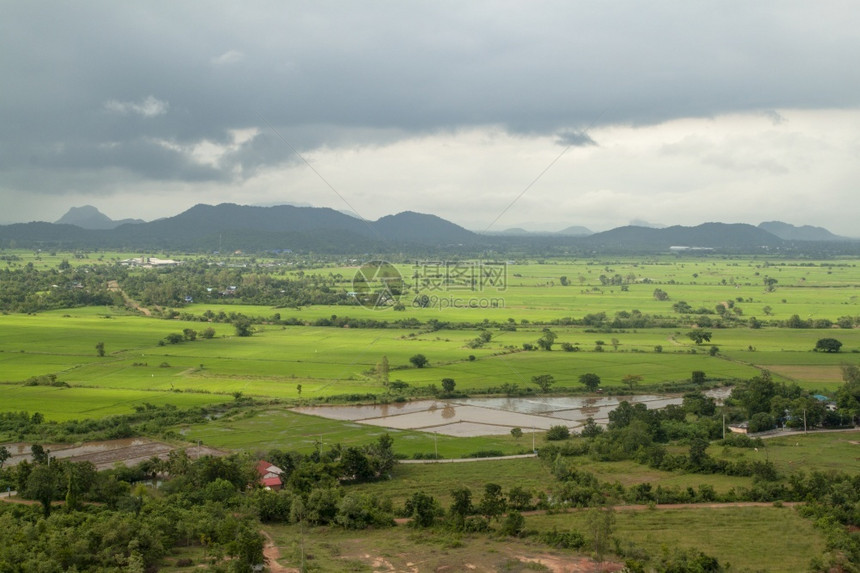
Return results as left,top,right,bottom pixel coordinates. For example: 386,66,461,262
709,429,860,475
1,253,859,449
0,383,231,421
1,251,855,570
348,455,754,508
246,505,823,573
528,505,824,572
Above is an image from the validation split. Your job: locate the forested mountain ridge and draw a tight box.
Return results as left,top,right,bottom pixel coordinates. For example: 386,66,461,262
1,204,858,254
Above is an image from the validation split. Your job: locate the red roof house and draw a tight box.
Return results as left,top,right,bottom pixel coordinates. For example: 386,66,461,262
256,460,284,490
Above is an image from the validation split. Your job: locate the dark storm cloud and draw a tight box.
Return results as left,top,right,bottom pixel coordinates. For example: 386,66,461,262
556,131,597,148
2,1,859,194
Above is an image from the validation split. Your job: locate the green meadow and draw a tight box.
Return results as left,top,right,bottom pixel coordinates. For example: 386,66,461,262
1,253,859,448
0,384,229,421
527,506,823,572
709,429,860,475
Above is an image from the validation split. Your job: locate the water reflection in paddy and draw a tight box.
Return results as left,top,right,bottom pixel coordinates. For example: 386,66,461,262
293,388,730,437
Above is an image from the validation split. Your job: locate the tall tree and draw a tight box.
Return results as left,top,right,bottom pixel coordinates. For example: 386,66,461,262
531,374,555,393
536,329,557,351
478,483,507,522
376,356,390,386
687,330,712,345
579,373,601,392
26,463,60,517
815,338,843,353
622,374,642,392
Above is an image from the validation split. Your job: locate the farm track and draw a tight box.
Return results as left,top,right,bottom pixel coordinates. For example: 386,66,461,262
262,530,299,573
107,280,153,317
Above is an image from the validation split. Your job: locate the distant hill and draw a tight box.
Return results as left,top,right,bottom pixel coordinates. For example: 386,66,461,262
581,223,784,251
55,205,144,230
373,211,476,244
500,228,532,236
481,225,593,237
758,221,848,241
629,219,666,229
557,225,593,236
7,203,477,252
3,205,859,254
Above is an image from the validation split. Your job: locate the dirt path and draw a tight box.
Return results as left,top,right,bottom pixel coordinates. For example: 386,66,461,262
261,530,299,573
107,280,153,316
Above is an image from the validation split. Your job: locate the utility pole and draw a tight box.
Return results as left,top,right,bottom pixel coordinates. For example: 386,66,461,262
803,409,807,434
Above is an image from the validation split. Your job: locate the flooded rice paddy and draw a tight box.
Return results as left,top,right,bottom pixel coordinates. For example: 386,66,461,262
293,388,731,437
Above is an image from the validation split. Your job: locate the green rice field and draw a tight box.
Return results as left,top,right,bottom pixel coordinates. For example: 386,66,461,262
1,252,860,449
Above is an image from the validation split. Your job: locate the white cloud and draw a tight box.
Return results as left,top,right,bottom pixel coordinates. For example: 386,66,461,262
210,49,245,66
103,96,169,118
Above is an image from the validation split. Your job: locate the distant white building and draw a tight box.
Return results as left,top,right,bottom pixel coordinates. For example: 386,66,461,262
120,257,181,268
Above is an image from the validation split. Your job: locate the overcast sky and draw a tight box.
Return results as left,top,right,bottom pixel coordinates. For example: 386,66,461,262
2,1,859,234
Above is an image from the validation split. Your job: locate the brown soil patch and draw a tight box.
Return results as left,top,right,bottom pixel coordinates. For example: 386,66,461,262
261,531,299,573
519,555,624,573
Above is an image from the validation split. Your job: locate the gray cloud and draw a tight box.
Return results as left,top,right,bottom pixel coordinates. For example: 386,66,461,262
1,1,859,226
556,131,597,148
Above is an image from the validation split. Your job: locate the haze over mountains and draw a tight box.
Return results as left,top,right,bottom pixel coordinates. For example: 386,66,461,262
54,205,145,230
0,203,853,254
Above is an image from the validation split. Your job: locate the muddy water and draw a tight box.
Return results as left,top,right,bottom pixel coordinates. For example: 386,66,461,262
293,388,731,437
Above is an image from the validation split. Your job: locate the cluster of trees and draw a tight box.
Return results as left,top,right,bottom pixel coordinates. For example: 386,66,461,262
396,466,729,570
727,371,849,432
121,264,353,308
0,434,399,571
0,264,118,312
0,448,266,572
533,372,851,482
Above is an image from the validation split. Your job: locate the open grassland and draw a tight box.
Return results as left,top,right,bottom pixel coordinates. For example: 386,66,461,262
1,254,860,450
710,429,860,475
528,506,824,572
349,456,753,508
352,457,554,507
255,505,823,573
262,522,610,573
0,384,230,421
570,458,754,493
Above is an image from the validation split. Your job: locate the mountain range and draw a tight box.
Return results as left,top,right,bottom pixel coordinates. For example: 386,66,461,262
0,203,854,254
55,205,145,230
